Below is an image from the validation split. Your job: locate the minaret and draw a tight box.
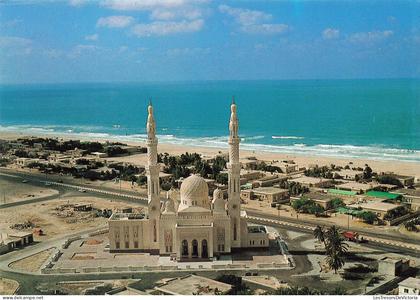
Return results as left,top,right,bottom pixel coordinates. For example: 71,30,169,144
227,98,241,248
146,102,160,248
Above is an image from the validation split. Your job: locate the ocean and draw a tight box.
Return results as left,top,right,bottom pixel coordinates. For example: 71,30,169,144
0,79,419,162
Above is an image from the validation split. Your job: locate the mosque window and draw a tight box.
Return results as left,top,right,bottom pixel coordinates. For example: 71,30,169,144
115,242,120,249
125,241,129,248
134,241,138,248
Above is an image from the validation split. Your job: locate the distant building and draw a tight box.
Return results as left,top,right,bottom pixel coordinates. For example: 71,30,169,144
288,176,333,188
299,192,336,209
252,175,283,188
335,181,380,194
16,157,41,167
91,151,107,158
347,201,402,220
241,187,289,203
0,232,34,254
398,278,420,295
272,161,298,174
378,257,410,276
395,188,420,211
335,169,364,181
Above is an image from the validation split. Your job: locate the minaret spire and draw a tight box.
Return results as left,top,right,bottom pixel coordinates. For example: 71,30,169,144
227,100,241,248
146,102,160,248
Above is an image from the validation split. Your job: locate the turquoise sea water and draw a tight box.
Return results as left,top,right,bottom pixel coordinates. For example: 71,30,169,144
0,79,419,162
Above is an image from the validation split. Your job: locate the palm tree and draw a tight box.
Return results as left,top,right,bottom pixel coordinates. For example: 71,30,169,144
313,225,326,247
324,226,348,273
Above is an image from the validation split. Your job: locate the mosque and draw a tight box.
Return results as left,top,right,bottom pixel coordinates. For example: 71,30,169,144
108,101,269,261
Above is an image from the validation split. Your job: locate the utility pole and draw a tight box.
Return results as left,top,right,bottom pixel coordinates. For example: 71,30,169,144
348,214,350,230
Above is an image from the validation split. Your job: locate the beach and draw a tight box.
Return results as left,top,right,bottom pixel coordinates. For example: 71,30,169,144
1,130,419,178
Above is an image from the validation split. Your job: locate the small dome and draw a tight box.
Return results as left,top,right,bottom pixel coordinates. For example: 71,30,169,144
163,198,175,213
179,174,209,210
212,188,225,212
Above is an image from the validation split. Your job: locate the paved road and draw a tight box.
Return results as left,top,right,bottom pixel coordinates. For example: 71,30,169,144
247,211,420,253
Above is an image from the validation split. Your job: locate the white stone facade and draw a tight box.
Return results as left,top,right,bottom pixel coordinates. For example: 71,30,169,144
108,102,269,260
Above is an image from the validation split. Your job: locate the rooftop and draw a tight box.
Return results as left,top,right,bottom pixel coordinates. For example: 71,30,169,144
336,181,379,191
399,277,420,289
328,189,357,196
395,188,420,197
348,201,400,212
365,191,401,200
8,232,33,238
304,192,333,201
250,187,289,195
289,176,331,185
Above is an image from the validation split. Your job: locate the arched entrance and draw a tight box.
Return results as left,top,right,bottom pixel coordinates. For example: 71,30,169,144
192,239,198,257
202,239,208,258
181,240,188,257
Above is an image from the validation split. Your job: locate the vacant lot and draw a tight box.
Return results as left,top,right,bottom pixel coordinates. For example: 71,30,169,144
0,195,145,240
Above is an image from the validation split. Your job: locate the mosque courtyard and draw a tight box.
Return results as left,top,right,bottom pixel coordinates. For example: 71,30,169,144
45,227,292,274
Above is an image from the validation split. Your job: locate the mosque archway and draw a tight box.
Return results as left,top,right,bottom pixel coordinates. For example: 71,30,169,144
202,239,208,258
192,239,198,257
181,240,188,257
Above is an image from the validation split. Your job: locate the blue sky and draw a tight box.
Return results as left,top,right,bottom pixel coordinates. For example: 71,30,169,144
0,0,419,84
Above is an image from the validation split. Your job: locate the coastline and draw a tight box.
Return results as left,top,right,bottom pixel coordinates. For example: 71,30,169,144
1,130,419,178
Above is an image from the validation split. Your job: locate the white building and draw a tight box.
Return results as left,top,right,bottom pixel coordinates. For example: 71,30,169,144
108,102,269,260
398,277,420,295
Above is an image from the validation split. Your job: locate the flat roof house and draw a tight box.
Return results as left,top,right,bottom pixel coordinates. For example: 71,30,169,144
398,277,420,295
288,176,334,188
348,201,401,220
336,182,380,194
241,187,289,203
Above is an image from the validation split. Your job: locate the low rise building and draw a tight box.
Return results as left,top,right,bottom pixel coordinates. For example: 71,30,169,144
240,170,264,181
378,256,410,276
395,188,420,211
336,182,380,194
0,232,34,254
241,187,289,203
272,161,298,174
398,278,420,295
91,151,107,158
334,169,364,181
16,157,41,167
252,175,283,188
300,192,336,210
348,201,402,220
288,176,334,188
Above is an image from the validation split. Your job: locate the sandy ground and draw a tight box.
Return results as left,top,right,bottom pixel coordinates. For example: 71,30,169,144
0,178,58,204
0,196,145,240
1,131,419,178
0,277,19,295
9,247,56,273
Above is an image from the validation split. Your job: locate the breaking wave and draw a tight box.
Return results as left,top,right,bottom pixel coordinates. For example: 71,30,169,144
0,124,419,162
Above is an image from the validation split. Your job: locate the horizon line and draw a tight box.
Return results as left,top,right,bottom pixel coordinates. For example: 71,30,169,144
1,76,419,86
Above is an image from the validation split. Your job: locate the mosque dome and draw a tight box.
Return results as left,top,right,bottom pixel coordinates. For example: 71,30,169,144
179,174,209,209
212,188,225,212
